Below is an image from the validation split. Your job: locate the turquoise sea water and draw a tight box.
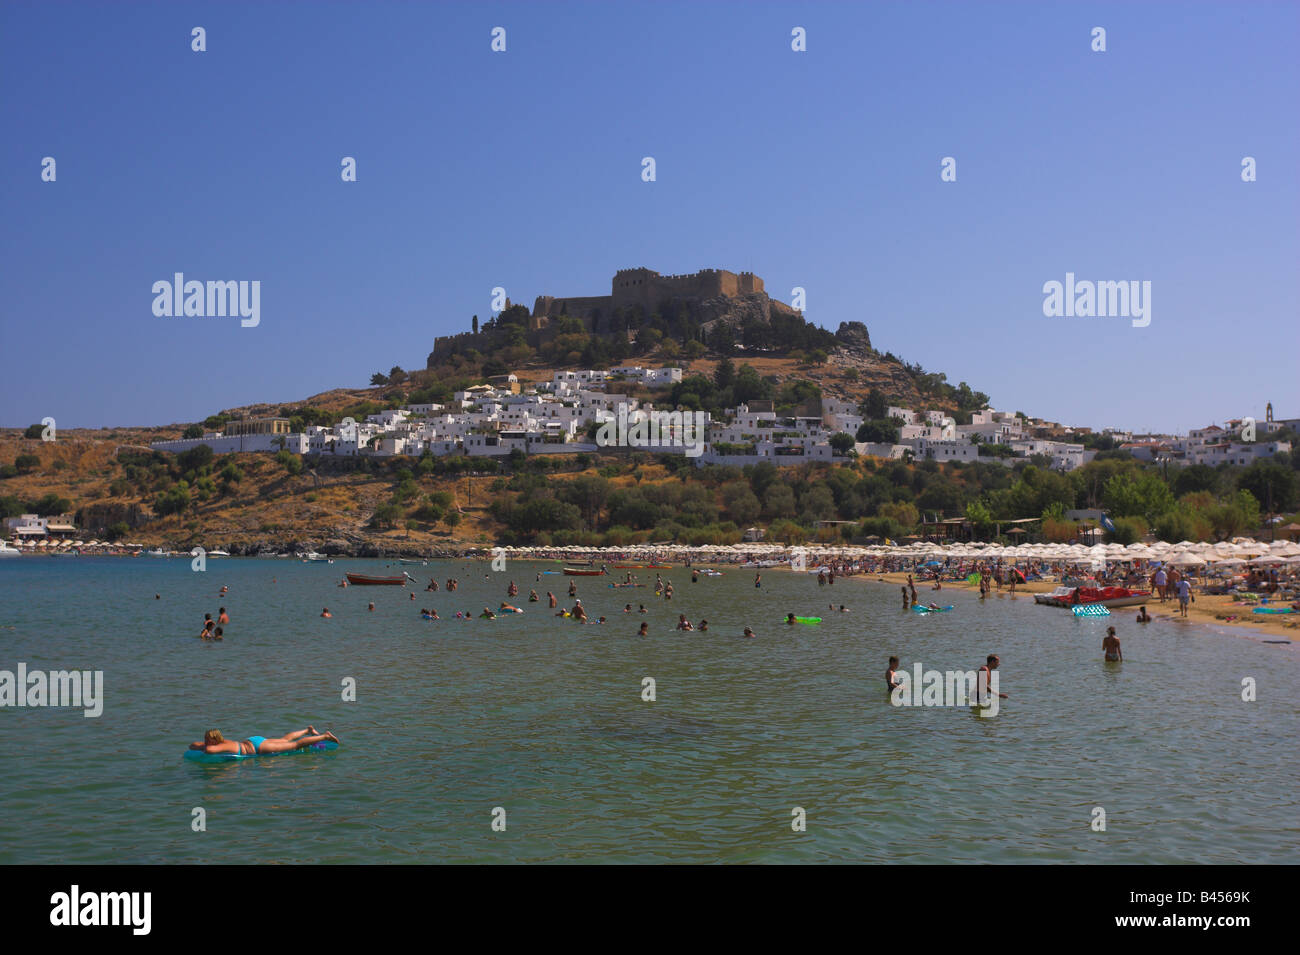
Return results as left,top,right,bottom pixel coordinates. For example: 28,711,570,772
1,557,1297,864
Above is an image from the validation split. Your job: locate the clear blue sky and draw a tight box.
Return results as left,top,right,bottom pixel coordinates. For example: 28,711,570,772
2,1,1297,434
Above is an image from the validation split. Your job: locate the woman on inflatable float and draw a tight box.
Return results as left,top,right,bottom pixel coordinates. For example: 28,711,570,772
189,726,339,756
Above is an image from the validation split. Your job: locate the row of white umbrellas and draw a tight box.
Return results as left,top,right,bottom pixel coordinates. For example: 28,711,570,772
6,538,144,549
503,537,1300,567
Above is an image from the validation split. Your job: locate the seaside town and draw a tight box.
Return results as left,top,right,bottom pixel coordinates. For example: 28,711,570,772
140,368,1295,472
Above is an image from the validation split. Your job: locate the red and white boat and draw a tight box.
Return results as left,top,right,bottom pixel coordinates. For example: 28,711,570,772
562,567,606,576
1034,585,1152,608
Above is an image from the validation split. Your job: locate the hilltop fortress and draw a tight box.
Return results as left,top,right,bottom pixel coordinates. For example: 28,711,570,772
430,267,800,365
531,266,793,332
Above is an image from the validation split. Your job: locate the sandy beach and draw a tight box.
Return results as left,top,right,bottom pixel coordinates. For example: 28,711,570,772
861,570,1299,641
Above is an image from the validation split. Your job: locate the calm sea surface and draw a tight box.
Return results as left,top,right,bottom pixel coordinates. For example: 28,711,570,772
1,556,1296,864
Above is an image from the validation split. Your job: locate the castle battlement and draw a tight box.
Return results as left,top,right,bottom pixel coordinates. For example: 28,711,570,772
529,267,776,330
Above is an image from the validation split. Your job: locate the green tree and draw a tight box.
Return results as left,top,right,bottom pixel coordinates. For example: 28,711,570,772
856,419,900,444
861,388,888,420
829,432,856,455
1102,472,1174,524
275,450,303,476
713,356,735,390
1237,460,1298,514
965,500,994,535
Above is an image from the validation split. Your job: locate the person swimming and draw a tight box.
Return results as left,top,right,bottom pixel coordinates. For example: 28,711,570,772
529,590,539,602
624,603,633,613
1135,606,1151,623
218,607,229,624
321,608,332,618
481,607,496,619
189,726,339,756
786,613,797,625
699,619,708,632
886,656,902,692
637,622,649,637
742,626,755,639
211,626,223,641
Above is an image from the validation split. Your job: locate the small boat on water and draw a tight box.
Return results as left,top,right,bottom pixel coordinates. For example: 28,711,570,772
346,572,410,586
208,550,231,557
145,548,169,557
1034,586,1151,609
399,558,427,565
0,541,23,558
563,567,607,576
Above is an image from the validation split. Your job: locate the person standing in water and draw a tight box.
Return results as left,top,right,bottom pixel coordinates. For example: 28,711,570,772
901,586,910,609
976,655,1009,705
1103,626,1122,661
886,656,902,693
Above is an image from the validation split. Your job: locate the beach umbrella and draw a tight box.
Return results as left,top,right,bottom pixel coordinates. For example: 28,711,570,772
1166,551,1206,566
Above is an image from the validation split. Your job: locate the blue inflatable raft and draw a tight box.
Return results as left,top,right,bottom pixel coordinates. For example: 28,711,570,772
184,741,339,763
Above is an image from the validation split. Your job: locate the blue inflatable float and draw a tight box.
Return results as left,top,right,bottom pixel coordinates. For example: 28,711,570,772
184,741,339,763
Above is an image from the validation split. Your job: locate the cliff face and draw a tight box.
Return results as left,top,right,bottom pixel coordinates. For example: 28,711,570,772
693,292,796,332
827,321,920,403
834,321,872,353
